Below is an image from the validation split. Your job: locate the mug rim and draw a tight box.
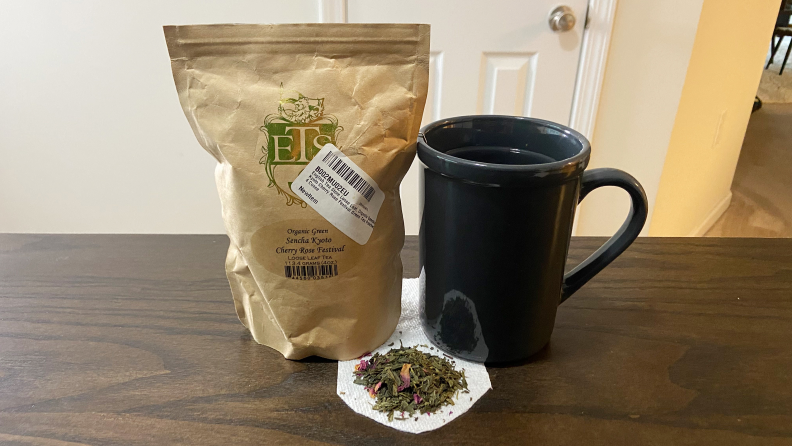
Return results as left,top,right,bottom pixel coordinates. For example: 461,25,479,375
418,115,591,186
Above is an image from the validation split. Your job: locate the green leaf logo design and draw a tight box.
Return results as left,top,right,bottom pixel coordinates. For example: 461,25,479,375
258,85,343,206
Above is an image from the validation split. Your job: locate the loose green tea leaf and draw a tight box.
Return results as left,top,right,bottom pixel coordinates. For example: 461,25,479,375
352,346,468,421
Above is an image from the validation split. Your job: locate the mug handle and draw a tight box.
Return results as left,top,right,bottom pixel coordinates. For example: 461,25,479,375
560,168,648,303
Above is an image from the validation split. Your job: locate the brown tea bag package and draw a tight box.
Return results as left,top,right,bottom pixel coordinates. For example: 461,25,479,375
164,24,429,360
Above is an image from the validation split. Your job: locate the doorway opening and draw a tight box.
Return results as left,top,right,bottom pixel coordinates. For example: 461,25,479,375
706,0,792,237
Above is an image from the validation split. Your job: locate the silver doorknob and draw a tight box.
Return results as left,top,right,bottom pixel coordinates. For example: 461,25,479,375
548,6,576,32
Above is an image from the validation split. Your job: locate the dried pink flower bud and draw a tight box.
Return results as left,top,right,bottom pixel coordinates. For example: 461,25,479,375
397,363,412,391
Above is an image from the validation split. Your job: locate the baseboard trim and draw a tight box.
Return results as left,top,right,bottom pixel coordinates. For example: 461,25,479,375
688,191,733,237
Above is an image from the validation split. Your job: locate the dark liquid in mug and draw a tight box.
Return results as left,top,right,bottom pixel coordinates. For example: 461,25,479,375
446,146,557,165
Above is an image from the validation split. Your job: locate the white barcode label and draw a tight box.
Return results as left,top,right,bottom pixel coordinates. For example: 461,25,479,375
321,151,377,201
291,144,385,245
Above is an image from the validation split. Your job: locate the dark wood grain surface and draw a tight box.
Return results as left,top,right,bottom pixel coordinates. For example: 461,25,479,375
1,235,792,445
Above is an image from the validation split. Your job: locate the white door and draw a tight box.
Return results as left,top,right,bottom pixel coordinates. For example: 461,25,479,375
348,0,589,234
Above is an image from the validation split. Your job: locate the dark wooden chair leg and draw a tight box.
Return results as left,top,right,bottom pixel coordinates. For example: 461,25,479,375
781,36,792,75
767,35,782,69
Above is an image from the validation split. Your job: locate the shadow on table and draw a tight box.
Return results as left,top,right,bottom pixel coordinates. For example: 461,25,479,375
484,342,553,368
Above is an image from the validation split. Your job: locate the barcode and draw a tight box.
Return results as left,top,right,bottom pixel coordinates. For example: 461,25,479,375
321,152,376,201
284,264,338,280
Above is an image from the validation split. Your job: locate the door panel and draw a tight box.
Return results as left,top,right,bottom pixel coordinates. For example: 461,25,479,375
479,53,538,116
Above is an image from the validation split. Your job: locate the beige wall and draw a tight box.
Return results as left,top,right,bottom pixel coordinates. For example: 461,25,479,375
649,0,781,236
575,0,705,236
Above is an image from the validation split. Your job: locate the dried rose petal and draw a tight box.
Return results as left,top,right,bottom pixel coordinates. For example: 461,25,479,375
413,394,423,405
374,382,382,392
397,363,412,391
356,359,368,371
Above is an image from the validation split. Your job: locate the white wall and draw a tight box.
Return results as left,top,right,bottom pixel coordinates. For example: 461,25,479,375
574,0,705,236
0,0,320,233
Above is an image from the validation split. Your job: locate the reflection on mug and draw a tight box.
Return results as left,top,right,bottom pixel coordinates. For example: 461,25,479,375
421,268,489,360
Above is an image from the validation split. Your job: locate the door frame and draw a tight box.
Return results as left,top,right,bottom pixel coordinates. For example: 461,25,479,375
569,0,618,139
320,0,347,23
568,0,618,235
322,0,618,140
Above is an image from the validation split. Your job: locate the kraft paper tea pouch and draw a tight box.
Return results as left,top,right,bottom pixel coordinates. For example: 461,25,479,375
164,24,430,360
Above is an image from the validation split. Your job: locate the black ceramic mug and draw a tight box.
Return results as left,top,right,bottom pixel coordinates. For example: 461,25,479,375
418,115,648,363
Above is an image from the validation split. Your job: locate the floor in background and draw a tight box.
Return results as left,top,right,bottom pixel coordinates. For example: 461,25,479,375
758,36,792,103
706,103,792,237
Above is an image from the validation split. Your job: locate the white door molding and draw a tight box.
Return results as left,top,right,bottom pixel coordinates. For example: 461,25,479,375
569,0,618,140
569,0,617,235
319,0,348,23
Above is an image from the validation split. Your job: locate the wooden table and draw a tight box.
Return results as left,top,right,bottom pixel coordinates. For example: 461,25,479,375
1,235,791,445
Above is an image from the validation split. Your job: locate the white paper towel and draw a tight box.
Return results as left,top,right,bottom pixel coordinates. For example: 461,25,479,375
336,278,492,433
